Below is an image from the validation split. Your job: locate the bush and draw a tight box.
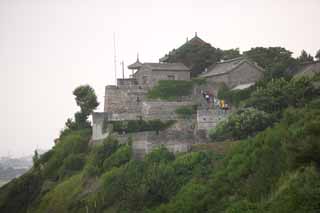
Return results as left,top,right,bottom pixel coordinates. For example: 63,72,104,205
59,154,86,178
83,136,119,178
282,106,320,169
265,166,320,213
103,144,132,171
217,83,256,107
106,119,175,134
209,108,275,141
245,77,319,114
145,146,175,164
147,79,207,101
42,129,91,179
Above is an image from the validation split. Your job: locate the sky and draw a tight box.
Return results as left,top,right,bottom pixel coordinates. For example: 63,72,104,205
0,0,319,157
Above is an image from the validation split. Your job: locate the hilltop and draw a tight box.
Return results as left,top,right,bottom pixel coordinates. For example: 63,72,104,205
0,36,320,213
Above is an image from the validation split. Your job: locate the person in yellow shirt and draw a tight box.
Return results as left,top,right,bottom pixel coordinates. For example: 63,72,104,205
220,100,225,109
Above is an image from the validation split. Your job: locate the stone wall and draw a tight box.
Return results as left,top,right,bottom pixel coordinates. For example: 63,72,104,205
206,74,229,88
228,62,263,88
197,109,227,130
130,130,194,160
142,101,193,120
104,85,148,114
205,62,263,89
92,112,110,142
134,67,190,87
149,70,190,87
117,78,138,86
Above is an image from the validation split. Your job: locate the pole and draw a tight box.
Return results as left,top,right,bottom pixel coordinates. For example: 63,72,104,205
121,61,125,79
113,33,117,85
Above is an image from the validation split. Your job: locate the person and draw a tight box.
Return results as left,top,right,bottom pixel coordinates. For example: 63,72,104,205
220,99,225,109
205,94,210,104
224,103,229,113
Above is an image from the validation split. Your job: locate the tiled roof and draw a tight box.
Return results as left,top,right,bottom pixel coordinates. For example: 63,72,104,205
128,59,143,69
200,57,264,77
294,61,320,78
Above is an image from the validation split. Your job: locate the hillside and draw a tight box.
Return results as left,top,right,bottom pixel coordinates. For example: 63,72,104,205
0,73,319,212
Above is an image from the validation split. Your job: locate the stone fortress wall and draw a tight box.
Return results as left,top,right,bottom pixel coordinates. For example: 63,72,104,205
92,76,228,159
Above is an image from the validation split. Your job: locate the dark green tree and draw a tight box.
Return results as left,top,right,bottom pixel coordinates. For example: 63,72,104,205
315,49,320,61
298,50,314,63
61,85,99,135
32,150,40,169
163,39,223,77
221,48,241,60
73,85,99,116
243,47,297,79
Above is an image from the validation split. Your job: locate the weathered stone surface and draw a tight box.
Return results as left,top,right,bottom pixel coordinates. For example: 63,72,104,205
197,109,227,130
104,85,148,114
92,112,110,142
142,101,193,120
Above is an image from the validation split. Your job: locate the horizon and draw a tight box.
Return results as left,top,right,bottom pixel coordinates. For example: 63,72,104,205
1,0,319,157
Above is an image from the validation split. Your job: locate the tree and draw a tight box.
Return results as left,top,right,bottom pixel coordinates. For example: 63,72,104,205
298,50,314,63
243,47,297,79
61,85,99,136
163,39,223,77
221,48,241,60
32,150,40,169
73,85,99,116
315,49,320,61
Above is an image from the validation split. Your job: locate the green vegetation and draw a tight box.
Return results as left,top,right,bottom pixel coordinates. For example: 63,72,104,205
243,47,298,79
147,80,194,100
1,44,320,212
217,83,256,107
298,50,314,63
104,119,176,134
61,85,99,137
162,38,223,77
147,79,206,100
1,94,320,213
209,108,275,141
175,105,197,119
245,77,319,115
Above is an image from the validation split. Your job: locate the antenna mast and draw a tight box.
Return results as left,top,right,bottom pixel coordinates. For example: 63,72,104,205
113,33,117,85
121,61,125,79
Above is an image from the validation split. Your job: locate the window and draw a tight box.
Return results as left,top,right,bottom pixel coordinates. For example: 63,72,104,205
168,75,175,80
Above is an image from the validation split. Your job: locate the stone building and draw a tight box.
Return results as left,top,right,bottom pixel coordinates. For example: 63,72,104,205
293,61,320,78
128,57,190,87
200,57,264,88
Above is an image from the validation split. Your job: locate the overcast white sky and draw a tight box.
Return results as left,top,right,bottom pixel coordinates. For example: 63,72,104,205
0,0,319,157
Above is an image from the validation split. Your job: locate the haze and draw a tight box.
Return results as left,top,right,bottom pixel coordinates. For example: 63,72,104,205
0,0,319,157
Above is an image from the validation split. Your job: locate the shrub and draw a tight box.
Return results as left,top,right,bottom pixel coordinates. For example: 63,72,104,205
245,77,319,114
102,144,132,171
209,108,275,141
282,106,320,169
145,146,175,164
147,79,207,101
217,84,256,107
83,136,119,178
106,119,175,134
59,154,86,178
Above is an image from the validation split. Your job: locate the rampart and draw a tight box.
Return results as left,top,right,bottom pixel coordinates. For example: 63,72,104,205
104,85,148,114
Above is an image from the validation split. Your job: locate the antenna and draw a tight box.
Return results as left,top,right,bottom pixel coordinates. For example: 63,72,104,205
121,61,125,79
113,33,117,85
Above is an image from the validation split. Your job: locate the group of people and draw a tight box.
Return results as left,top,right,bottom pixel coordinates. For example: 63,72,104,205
201,90,230,113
